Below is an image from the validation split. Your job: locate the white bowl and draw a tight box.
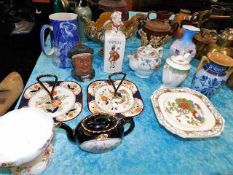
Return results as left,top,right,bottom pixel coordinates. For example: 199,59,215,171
0,108,54,167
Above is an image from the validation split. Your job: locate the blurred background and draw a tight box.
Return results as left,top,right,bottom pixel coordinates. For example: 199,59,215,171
0,0,232,84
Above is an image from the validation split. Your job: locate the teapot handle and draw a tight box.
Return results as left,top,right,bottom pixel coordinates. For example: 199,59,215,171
122,117,135,136
196,55,209,73
147,11,157,20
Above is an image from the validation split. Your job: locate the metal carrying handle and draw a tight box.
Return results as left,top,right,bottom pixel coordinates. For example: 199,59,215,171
36,74,58,101
108,72,126,97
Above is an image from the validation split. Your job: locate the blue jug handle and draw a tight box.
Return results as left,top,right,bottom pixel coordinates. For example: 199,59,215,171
40,24,55,56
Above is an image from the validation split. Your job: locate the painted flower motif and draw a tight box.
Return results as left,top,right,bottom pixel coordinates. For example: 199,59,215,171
193,75,225,97
166,98,205,125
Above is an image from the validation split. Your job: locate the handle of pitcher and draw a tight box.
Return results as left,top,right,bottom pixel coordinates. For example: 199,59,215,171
40,24,55,56
197,55,209,73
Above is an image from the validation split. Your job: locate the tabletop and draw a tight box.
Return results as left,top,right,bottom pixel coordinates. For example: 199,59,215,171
1,12,233,175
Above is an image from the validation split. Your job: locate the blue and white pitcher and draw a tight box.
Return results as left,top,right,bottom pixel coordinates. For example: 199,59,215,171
191,51,233,97
40,13,79,68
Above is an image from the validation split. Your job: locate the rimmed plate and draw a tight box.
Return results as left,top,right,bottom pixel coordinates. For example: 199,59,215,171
87,80,144,117
151,88,224,138
19,81,82,122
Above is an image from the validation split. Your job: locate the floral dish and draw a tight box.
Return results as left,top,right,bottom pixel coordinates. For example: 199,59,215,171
87,80,144,117
19,81,82,122
151,88,224,138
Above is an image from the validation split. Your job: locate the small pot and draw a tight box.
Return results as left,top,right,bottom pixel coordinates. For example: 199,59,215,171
128,44,163,78
59,113,135,153
142,11,178,40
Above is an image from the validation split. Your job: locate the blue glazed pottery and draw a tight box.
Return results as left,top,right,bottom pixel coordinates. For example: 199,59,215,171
40,13,79,68
191,52,233,97
170,25,200,58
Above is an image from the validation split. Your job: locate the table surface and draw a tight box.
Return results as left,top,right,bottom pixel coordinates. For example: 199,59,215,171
1,12,233,175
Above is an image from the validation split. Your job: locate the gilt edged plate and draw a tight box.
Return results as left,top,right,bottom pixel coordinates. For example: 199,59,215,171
151,88,224,138
19,81,82,122
87,80,144,117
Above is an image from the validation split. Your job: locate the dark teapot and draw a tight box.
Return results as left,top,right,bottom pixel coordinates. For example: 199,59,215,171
140,11,178,47
142,11,178,39
59,113,135,153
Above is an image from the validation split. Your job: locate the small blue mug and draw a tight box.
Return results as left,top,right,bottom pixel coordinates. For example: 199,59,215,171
40,13,79,68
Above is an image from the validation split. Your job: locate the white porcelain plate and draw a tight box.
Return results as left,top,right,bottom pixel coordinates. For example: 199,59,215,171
87,80,144,117
19,81,82,122
151,88,224,138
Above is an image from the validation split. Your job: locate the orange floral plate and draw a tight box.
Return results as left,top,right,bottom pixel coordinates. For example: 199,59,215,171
87,80,144,117
19,81,82,122
151,88,224,138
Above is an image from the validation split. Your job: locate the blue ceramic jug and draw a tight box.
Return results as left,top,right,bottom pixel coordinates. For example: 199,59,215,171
40,13,79,68
191,52,233,97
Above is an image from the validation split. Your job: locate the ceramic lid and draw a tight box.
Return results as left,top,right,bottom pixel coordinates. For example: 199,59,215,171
166,55,191,71
81,114,118,133
208,51,233,67
0,108,54,167
137,45,160,58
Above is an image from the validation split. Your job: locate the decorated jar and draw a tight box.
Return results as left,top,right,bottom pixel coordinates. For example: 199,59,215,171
191,51,233,97
128,44,163,78
162,52,192,87
104,11,126,73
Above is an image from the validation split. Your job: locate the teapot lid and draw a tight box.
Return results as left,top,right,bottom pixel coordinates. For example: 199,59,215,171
80,114,119,133
145,20,171,33
137,45,160,57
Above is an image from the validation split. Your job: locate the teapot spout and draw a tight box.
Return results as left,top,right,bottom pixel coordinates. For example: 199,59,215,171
59,122,76,142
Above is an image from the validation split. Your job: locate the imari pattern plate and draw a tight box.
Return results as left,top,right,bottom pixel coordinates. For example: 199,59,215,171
87,80,144,117
151,88,224,138
19,81,82,122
